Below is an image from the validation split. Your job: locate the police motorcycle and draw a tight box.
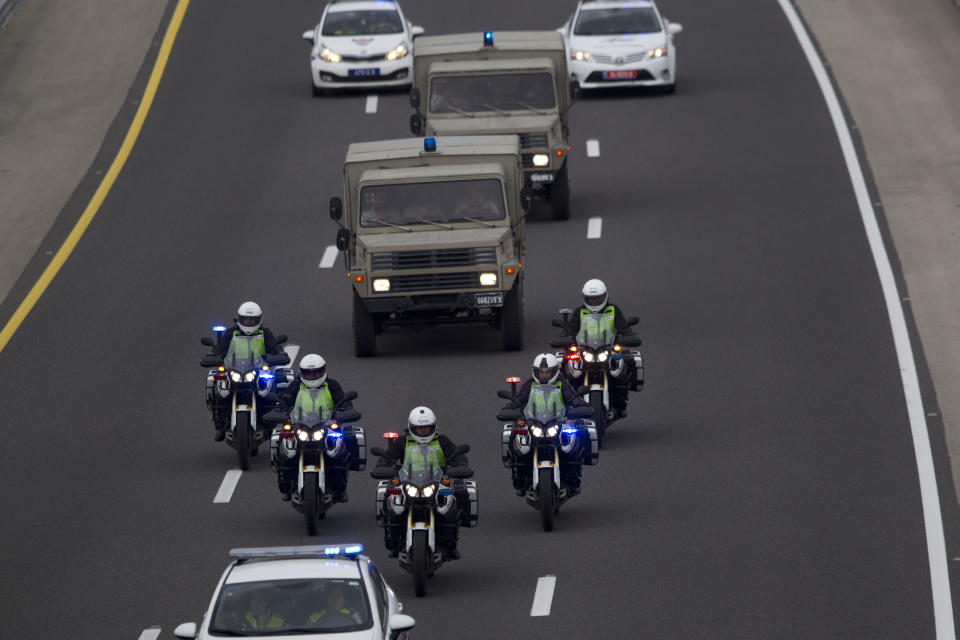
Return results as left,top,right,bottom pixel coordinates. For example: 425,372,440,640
370,438,477,597
270,393,365,536
200,328,292,470
550,309,642,445
497,377,597,531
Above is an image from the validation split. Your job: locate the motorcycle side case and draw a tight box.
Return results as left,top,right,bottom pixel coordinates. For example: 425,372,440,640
344,425,366,471
205,370,215,407
628,350,644,391
582,420,600,465
456,480,479,528
375,480,389,527
274,367,295,390
500,424,514,468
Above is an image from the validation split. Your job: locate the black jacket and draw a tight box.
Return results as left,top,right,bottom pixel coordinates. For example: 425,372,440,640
214,324,286,356
564,304,631,337
503,378,586,410
378,433,468,469
276,377,353,412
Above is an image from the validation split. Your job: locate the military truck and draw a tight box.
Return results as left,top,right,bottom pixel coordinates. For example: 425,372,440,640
330,135,530,357
408,31,577,220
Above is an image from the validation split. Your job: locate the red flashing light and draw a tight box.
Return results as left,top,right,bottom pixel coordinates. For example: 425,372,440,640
385,487,401,495
512,428,529,436
506,376,521,384
383,432,400,439
565,353,580,361
213,372,227,381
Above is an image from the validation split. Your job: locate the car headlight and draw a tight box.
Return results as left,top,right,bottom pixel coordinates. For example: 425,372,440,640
244,370,257,382
583,351,595,363
598,351,609,362
373,278,391,292
479,272,497,287
297,430,309,441
386,43,408,61
546,424,559,437
647,46,668,59
532,153,549,167
405,484,419,498
229,370,243,383
320,47,341,63
312,429,325,441
570,50,591,61
422,484,436,498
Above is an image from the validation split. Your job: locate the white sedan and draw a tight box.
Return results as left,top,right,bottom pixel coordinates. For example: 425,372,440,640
174,545,415,639
303,0,424,95
559,0,682,92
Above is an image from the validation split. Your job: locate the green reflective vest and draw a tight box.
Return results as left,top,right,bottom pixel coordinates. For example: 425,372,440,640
404,435,445,469
245,611,284,630
294,383,335,419
231,330,266,359
579,306,617,341
309,608,352,623
526,381,565,416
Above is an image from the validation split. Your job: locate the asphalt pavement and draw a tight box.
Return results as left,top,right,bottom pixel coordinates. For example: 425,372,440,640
0,0,957,637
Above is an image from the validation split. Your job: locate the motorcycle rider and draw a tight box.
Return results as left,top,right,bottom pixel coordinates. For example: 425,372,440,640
562,279,639,418
376,407,469,559
501,353,589,495
209,301,288,441
272,354,355,502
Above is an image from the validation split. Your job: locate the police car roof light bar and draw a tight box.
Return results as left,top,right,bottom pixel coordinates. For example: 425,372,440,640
229,544,364,562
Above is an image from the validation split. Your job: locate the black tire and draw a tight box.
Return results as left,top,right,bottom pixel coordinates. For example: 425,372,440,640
353,291,377,357
662,80,677,94
590,390,606,448
304,474,320,536
412,530,429,597
538,467,556,531
550,163,570,220
312,83,323,97
500,280,523,351
236,412,251,471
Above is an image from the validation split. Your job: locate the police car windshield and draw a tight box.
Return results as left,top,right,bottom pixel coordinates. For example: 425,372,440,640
322,10,403,36
574,7,662,35
224,336,264,373
429,72,556,113
209,578,372,636
360,178,505,227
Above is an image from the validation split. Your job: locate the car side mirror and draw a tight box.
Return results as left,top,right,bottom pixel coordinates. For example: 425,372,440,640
410,114,423,136
389,614,416,640
200,337,214,347
410,25,425,37
302,30,314,42
173,622,198,639
330,197,343,221
336,228,351,251
667,22,683,35
569,80,581,101
409,88,420,109
520,187,533,213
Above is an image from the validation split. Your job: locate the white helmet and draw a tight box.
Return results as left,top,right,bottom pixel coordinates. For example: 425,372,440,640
532,353,560,385
582,279,608,313
407,406,437,444
236,301,263,336
299,354,327,389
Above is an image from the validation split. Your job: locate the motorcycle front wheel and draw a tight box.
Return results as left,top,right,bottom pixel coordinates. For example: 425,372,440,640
538,467,556,532
304,474,320,536
412,530,429,597
590,389,606,448
236,412,251,471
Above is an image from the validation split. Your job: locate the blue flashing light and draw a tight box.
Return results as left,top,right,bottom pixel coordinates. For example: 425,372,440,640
561,426,579,435
259,372,274,380
326,430,343,439
324,546,341,555
212,325,227,332
483,31,494,47
423,137,437,152
344,544,363,554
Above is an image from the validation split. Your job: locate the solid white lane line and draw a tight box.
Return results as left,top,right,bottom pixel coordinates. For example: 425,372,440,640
365,94,378,114
137,627,162,640
776,1,955,637
530,575,556,617
318,245,339,269
586,139,600,157
587,217,602,239
213,469,243,504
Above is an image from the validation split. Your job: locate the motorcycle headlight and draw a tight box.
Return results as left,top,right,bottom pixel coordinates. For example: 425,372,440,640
228,370,243,383
546,424,559,437
405,484,419,498
244,370,257,382
385,43,408,61
530,425,544,438
422,484,436,498
312,429,325,441
598,351,609,362
583,351,595,363
297,430,309,441
319,47,341,63
570,50,591,62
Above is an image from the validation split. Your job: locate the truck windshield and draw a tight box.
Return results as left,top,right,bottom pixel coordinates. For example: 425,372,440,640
360,178,505,227
322,10,403,35
574,7,662,35
429,73,556,113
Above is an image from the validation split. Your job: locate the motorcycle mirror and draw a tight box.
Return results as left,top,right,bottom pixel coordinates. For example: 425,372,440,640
330,197,343,221
335,228,351,252
200,337,214,347
369,446,388,458
496,389,513,400
409,88,420,109
559,308,573,321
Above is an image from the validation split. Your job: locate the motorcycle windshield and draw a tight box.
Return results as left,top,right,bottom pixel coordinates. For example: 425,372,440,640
288,404,325,429
524,384,567,423
398,444,444,487
223,335,263,373
577,313,616,350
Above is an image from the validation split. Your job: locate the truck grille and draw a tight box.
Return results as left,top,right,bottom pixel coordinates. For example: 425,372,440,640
517,132,548,148
390,272,480,292
521,154,536,168
371,247,497,270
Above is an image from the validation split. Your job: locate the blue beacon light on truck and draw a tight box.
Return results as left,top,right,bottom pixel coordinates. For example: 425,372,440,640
423,137,437,152
483,31,494,47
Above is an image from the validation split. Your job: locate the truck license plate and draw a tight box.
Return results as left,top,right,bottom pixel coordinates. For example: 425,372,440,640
349,68,380,77
475,293,504,307
530,172,554,183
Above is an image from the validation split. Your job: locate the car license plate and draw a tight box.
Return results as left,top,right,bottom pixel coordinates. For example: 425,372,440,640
476,293,504,307
349,68,380,77
603,70,637,80
529,172,554,183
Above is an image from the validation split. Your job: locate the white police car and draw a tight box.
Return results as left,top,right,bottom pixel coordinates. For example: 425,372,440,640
303,0,424,95
558,0,683,92
174,545,415,639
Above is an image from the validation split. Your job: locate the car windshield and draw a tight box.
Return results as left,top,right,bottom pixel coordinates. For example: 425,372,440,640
399,444,444,488
224,336,264,374
574,7,662,35
322,10,403,36
429,72,556,113
577,313,617,350
360,178,505,227
209,578,373,636
524,384,566,424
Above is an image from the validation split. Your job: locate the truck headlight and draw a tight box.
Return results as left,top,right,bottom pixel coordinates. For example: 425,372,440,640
320,48,341,63
373,278,391,292
479,272,497,286
532,154,549,167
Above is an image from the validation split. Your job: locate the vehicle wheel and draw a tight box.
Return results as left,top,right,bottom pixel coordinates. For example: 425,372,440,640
353,291,377,357
236,413,251,471
662,82,676,94
550,163,570,220
312,83,323,97
590,390,606,448
538,468,556,532
304,474,320,537
412,530,429,597
500,280,523,351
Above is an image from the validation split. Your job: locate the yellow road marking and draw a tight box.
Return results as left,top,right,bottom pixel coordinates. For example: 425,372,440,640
0,0,192,354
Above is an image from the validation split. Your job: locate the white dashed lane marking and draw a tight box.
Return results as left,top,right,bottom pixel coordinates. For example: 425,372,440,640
586,139,600,157
137,627,161,640
213,469,243,504
318,245,339,269
285,344,300,365
365,94,379,114
587,217,602,239
530,575,556,616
